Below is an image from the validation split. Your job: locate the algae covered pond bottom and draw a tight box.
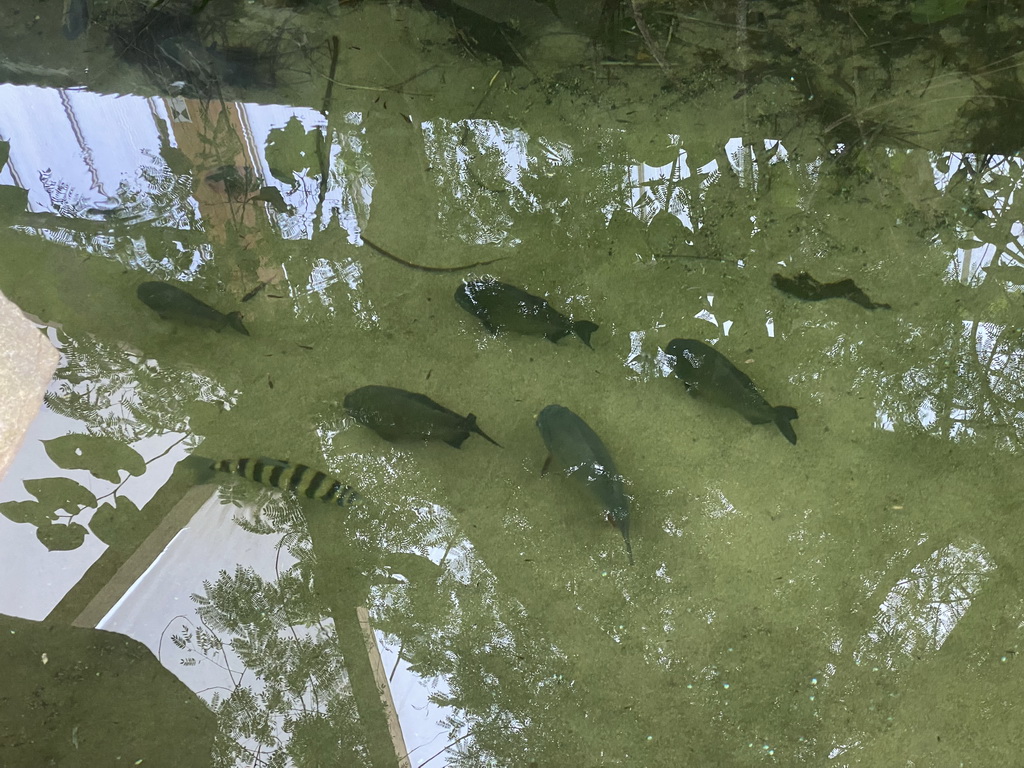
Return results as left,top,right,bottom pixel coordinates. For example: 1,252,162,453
1,1,1024,766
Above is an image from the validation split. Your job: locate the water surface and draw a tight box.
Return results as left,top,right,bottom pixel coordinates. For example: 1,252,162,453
1,1,1023,766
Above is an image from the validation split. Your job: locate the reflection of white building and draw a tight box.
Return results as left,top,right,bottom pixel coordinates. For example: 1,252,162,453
0,83,371,260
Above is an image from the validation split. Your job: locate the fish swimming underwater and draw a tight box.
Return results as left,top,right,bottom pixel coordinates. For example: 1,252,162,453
211,458,360,506
664,339,798,445
771,272,891,310
137,281,249,335
344,385,501,448
455,278,599,348
536,404,633,565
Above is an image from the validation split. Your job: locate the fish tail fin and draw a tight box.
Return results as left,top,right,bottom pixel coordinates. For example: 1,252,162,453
226,311,250,336
543,329,571,344
774,406,799,445
466,413,502,447
623,534,634,565
572,320,599,349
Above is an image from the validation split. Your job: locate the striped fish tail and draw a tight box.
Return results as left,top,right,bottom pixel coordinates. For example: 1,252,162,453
212,457,359,508
283,463,359,506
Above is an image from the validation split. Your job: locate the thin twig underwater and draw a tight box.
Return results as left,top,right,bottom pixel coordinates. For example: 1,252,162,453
358,236,504,273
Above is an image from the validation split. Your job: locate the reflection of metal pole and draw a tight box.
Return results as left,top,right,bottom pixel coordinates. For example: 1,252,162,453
356,606,412,768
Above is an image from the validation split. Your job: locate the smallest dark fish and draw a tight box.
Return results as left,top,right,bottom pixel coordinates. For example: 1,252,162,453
455,278,599,348
344,385,501,449
772,272,891,310
212,458,360,507
138,281,249,335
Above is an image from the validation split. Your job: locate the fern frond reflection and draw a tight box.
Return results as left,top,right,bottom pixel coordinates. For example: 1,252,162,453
45,332,234,443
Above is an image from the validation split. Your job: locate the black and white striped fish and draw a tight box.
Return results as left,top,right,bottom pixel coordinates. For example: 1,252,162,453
212,458,360,507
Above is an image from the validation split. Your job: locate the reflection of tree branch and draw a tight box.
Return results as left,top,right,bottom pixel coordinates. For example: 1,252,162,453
194,685,238,696
629,0,671,75
95,434,188,504
275,539,317,715
159,613,247,688
313,36,341,230
157,613,195,665
413,728,473,768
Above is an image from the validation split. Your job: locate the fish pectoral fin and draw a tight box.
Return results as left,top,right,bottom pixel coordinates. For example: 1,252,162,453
443,433,470,449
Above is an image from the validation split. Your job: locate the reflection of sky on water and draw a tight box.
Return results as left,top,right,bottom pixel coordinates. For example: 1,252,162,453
856,542,995,667
938,154,1024,286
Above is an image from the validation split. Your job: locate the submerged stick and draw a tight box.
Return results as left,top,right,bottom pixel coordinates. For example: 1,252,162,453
359,236,504,273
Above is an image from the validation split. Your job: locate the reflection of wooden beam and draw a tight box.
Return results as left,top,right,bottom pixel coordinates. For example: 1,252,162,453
47,457,208,625
71,484,215,629
356,606,412,768
305,512,403,768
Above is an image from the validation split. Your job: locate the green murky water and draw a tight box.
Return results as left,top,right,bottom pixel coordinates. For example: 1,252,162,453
1,1,1024,766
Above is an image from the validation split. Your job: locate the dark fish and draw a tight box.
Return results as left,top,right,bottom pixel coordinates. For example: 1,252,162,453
212,458,360,507
665,339,798,445
344,385,500,449
455,278,599,348
536,404,633,565
137,281,249,335
771,272,891,310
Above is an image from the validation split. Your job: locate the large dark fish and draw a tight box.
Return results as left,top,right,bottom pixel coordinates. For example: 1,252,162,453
536,404,633,565
137,281,249,335
664,339,798,445
455,278,599,348
344,385,500,449
212,458,359,507
772,272,891,310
